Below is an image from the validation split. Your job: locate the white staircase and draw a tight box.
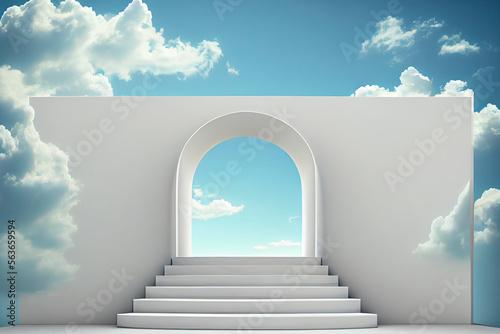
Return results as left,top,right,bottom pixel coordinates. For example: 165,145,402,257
117,257,377,330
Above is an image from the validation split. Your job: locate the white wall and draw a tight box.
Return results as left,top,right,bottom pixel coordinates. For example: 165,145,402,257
29,96,472,325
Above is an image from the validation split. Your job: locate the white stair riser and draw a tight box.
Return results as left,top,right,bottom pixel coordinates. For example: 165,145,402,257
117,313,378,330
146,286,348,299
172,257,322,266
133,298,360,313
156,274,338,286
164,265,328,275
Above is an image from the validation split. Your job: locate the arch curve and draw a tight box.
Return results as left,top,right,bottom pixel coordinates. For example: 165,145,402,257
175,111,317,256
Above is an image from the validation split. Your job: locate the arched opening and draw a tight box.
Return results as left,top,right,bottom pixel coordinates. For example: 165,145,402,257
191,136,302,256
175,111,317,257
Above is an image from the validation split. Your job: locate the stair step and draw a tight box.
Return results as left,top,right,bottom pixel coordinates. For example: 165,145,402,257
164,265,328,275
172,257,321,266
133,298,360,313
146,286,348,299
118,257,377,330
117,312,378,330
156,274,338,286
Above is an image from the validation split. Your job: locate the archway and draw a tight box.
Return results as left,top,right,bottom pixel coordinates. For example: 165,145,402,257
175,111,317,257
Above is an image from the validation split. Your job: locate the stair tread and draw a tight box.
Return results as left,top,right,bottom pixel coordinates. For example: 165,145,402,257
157,274,337,278
133,298,361,314
134,298,360,301
172,257,322,266
163,265,329,275
119,312,375,317
157,273,337,276
165,265,327,268
146,285,348,299
117,312,377,330
156,274,337,286
148,285,344,288
172,257,322,260
153,285,340,289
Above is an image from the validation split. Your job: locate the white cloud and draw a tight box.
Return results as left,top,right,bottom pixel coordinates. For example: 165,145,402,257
1,231,79,292
289,216,300,224
353,68,500,259
411,184,500,258
435,80,474,97
416,18,444,30
0,65,80,292
192,198,244,220
0,124,18,158
269,240,301,247
0,0,222,87
474,188,500,244
352,85,392,97
253,240,301,250
413,183,471,259
227,61,239,76
474,104,500,150
192,188,217,198
394,67,433,96
0,0,223,293
353,66,476,98
438,34,480,55
360,16,442,57
352,66,431,97
361,16,417,55
352,67,499,152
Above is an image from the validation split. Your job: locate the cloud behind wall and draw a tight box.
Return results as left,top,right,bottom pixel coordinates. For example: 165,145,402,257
352,66,500,259
352,66,476,98
352,66,432,97
474,188,500,244
474,104,500,151
413,185,500,259
413,184,471,259
0,0,222,293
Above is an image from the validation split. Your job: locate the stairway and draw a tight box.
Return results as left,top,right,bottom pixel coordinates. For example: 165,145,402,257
117,257,377,330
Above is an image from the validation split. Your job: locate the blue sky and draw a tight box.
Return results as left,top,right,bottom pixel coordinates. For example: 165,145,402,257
28,0,500,107
0,0,499,327
191,137,301,256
